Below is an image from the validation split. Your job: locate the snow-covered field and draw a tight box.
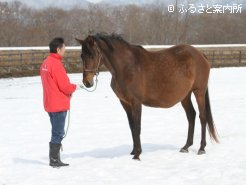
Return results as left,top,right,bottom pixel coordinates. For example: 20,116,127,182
0,67,246,185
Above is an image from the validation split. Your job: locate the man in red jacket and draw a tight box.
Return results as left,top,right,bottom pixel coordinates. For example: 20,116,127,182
40,37,79,167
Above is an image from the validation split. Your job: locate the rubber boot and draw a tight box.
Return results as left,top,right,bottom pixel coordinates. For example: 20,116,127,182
49,142,69,167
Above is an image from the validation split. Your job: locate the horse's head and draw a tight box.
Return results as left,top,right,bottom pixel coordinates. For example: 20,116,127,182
76,36,102,88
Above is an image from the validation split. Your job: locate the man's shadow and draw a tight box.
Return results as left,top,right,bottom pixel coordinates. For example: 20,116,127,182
13,158,47,166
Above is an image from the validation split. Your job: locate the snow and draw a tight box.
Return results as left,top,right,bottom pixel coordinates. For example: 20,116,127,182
1,44,246,51
0,67,246,185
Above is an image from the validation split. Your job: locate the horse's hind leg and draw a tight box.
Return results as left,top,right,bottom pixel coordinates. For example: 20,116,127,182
180,92,196,153
194,89,207,155
120,100,142,160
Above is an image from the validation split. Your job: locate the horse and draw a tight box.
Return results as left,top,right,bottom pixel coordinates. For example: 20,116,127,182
75,33,219,160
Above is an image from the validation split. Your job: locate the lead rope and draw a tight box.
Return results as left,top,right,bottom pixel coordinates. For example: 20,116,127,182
79,74,99,92
63,109,71,139
63,74,99,139
63,45,101,139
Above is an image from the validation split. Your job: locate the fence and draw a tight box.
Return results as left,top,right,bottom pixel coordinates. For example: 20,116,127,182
0,45,246,78
197,45,246,67
0,48,82,77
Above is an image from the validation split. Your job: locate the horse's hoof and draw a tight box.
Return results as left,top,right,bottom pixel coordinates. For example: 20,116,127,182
180,148,189,153
197,150,206,155
132,155,141,161
130,148,141,155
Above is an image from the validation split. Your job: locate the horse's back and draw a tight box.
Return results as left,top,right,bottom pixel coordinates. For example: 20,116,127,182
147,44,210,86
168,45,211,91
136,44,210,108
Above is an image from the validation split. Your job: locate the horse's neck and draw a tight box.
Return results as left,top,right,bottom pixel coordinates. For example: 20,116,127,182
102,47,133,77
103,57,115,76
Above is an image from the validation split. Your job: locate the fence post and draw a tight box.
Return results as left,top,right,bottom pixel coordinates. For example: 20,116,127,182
212,50,215,66
20,52,23,71
239,50,242,64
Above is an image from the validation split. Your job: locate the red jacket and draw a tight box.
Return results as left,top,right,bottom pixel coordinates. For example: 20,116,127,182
40,53,76,112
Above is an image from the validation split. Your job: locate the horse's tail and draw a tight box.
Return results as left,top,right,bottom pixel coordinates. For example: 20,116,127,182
205,88,219,143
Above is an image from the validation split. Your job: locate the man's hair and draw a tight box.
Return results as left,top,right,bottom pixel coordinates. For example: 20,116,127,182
49,37,64,53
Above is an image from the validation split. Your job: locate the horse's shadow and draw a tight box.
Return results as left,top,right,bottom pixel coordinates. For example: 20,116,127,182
12,144,179,166
64,143,179,159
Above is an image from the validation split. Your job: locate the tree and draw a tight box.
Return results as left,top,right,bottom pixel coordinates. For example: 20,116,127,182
0,0,246,46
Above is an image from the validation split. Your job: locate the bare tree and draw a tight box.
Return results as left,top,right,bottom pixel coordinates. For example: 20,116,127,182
0,0,246,46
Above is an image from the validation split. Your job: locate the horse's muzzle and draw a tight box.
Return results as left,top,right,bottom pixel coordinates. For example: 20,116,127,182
83,79,94,88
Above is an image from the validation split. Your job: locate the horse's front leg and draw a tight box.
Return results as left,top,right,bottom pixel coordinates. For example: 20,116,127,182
131,102,142,160
120,100,142,160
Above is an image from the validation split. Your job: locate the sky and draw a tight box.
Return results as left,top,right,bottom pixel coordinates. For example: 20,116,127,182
1,0,245,9
86,0,101,2
1,0,102,3
0,0,103,9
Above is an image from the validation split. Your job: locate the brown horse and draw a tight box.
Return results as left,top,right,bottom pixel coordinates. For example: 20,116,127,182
76,33,218,160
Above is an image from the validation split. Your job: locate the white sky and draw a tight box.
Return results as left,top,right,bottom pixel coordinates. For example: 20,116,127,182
1,0,103,2
0,0,104,9
87,0,102,2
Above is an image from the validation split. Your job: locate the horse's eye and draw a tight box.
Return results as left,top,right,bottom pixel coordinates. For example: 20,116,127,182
81,54,87,61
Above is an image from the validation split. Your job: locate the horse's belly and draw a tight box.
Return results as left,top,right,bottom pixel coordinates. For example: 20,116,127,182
142,84,191,108
142,97,180,108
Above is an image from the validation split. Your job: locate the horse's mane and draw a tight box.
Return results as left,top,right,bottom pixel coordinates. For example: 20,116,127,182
83,33,144,56
95,33,144,51
94,33,130,50
95,33,127,43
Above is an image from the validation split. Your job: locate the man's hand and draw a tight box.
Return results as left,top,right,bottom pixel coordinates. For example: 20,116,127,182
76,84,82,90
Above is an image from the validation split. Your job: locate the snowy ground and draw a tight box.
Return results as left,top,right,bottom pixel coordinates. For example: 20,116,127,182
0,67,246,185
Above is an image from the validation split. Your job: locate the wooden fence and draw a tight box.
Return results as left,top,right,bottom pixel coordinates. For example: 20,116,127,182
0,45,246,78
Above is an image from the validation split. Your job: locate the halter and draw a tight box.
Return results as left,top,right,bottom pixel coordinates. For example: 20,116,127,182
80,44,102,92
83,44,102,75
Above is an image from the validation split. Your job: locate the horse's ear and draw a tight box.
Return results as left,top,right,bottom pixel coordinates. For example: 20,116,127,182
75,38,83,45
87,36,95,47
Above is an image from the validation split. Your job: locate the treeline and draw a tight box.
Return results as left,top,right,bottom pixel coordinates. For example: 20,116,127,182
0,1,246,47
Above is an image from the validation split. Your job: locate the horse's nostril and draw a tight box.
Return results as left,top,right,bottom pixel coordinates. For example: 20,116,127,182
84,81,93,88
89,81,94,87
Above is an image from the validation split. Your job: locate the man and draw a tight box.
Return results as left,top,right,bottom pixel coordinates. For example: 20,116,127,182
40,37,80,167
